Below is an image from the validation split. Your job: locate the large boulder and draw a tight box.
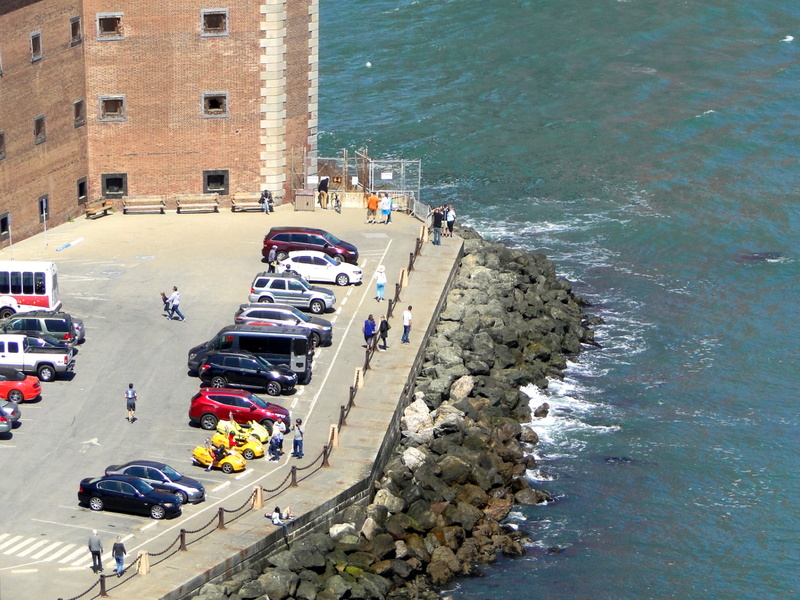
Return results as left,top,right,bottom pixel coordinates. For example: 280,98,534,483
401,398,434,433
258,569,298,600
374,489,406,514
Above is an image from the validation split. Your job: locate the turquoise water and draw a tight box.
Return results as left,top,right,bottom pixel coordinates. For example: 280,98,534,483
320,1,800,598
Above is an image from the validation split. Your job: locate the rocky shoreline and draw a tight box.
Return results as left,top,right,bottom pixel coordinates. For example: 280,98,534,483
194,227,596,600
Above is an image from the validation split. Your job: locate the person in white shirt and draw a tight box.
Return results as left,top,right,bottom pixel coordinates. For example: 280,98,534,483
401,306,412,344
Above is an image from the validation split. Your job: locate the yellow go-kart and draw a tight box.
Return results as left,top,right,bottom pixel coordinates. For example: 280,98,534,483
191,444,247,474
211,432,265,460
216,418,272,444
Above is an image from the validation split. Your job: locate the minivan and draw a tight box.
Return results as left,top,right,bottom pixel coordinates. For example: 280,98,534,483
261,226,359,264
188,324,313,384
0,311,84,346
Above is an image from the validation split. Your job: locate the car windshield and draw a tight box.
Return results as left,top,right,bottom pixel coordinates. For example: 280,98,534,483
321,232,343,245
161,464,182,481
246,392,269,409
128,478,155,494
295,277,312,290
321,255,338,266
287,307,310,322
254,355,276,370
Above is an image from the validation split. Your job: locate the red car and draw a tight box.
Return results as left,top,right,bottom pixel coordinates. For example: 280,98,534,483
0,367,41,402
188,387,290,432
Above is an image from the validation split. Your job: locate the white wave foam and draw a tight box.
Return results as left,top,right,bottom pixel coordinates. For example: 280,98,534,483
781,35,794,42
695,109,716,118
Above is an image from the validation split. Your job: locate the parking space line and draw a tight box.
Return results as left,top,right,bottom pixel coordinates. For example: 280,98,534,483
10,568,38,574
48,543,76,562
59,547,86,564
212,481,230,493
235,470,254,480
140,522,158,532
4,537,38,555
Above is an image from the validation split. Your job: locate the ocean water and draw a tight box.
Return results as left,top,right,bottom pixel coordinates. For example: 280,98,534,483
319,1,800,599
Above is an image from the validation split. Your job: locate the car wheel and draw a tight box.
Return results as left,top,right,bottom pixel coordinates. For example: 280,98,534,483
0,308,14,319
150,505,167,520
89,497,104,512
265,381,281,397
210,376,227,388
37,364,56,382
276,251,288,261
335,273,350,286
310,332,321,348
333,254,344,264
174,491,188,505
260,419,274,434
309,300,324,314
258,296,274,304
243,448,256,460
200,413,219,430
221,462,234,474
7,390,23,403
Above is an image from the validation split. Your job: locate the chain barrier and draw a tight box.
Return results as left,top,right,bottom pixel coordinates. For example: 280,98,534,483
57,577,101,600
222,488,257,513
261,468,293,492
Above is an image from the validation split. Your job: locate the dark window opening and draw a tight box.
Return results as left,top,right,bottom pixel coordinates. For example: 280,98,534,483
77,178,87,204
34,115,46,145
74,99,85,127
202,11,228,35
102,173,127,198
100,96,125,121
38,195,49,223
203,170,229,195
202,93,228,117
70,17,82,45
0,131,5,159
31,32,42,62
0,213,9,241
98,15,123,39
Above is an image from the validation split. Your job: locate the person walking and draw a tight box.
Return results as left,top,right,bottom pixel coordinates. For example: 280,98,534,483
124,383,137,423
378,315,390,351
275,419,287,454
432,207,443,245
366,191,379,223
267,245,278,273
167,286,185,321
259,189,272,214
379,193,391,224
363,314,377,348
317,176,329,209
88,530,103,573
401,306,413,344
374,265,387,301
112,536,127,577
291,418,304,458
446,205,457,237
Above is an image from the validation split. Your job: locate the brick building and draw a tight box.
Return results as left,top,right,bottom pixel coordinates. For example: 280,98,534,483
0,0,318,246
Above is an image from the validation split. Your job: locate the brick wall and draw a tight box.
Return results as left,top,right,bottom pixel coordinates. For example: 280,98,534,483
0,0,88,246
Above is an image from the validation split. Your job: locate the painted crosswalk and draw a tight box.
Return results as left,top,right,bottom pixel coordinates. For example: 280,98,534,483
0,533,109,567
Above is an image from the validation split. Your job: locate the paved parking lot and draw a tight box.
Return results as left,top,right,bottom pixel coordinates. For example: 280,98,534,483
0,205,428,598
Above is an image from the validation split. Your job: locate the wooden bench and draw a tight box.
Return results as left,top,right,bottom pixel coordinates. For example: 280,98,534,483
231,193,266,212
175,193,220,213
122,195,166,214
84,199,114,219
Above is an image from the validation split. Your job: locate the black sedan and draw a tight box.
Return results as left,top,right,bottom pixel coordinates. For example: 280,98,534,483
77,474,182,519
104,460,205,505
198,351,297,396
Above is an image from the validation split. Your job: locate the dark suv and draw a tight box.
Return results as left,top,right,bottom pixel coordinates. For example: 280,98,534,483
234,303,333,347
262,226,359,264
198,351,297,396
0,311,84,346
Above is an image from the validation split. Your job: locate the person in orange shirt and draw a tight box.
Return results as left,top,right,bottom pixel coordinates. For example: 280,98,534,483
366,192,379,223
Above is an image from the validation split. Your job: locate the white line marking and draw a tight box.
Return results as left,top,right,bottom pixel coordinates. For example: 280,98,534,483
16,539,49,557
212,481,231,493
59,566,87,571
10,568,38,574
58,547,87,564
47,543,76,562
4,537,38,555
0,536,22,551
30,541,63,560
140,522,158,532
235,470,254,480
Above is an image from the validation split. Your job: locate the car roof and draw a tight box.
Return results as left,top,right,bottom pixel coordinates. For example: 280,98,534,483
238,303,298,313
111,460,169,470
267,226,329,236
217,323,311,337
95,474,149,484
0,366,24,377
198,387,253,396
253,271,305,281
286,250,332,259
18,311,72,319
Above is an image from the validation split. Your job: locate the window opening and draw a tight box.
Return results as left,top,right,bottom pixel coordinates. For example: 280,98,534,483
77,178,87,204
102,173,127,198
97,15,123,39
34,116,46,144
0,131,5,159
38,195,49,222
202,10,228,35
31,32,42,62
99,96,125,121
70,17,82,45
202,92,228,117
203,170,229,195
0,213,9,240
74,99,86,127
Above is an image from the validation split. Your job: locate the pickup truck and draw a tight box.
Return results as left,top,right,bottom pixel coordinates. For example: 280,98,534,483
0,334,75,381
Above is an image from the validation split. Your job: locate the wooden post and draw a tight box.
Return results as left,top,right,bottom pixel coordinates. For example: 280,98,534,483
99,574,108,597
217,507,226,530
137,550,150,575
329,424,339,447
290,466,298,487
179,529,187,552
253,485,264,509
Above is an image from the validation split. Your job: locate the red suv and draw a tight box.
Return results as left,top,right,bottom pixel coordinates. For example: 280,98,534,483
188,388,291,432
261,227,359,264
